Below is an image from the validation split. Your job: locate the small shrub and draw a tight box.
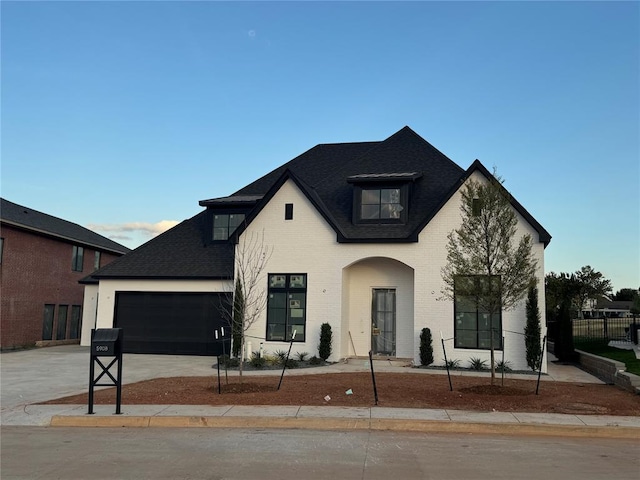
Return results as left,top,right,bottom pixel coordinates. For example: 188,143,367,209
309,355,323,365
419,328,434,366
445,358,461,369
318,323,332,361
295,351,309,362
264,354,280,367
469,357,488,371
274,349,288,364
285,358,299,369
249,352,266,368
219,355,240,368
496,360,513,373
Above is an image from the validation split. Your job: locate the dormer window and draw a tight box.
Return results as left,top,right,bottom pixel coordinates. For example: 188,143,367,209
361,187,403,220
348,172,422,224
213,213,245,241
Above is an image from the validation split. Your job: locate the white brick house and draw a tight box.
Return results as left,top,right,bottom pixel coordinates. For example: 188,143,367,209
81,127,551,371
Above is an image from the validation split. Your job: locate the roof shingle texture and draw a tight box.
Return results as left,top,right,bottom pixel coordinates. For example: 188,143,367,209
235,126,464,240
1,198,130,254
91,212,234,280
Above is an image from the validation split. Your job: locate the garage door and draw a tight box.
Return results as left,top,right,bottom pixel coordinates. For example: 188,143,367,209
114,292,231,355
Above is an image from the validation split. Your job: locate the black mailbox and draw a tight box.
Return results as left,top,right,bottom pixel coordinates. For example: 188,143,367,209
88,328,124,415
91,328,122,356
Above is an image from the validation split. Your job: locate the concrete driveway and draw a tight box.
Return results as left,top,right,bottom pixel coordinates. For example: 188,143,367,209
1,345,216,412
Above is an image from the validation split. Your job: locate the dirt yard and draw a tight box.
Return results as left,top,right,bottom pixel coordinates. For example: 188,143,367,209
42,372,640,416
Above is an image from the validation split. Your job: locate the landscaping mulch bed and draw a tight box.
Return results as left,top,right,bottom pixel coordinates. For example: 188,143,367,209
41,372,640,416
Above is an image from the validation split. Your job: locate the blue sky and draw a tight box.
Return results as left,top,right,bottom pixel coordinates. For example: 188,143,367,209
2,1,638,291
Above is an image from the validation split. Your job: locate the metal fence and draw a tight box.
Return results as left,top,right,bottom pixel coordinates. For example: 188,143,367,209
571,316,639,344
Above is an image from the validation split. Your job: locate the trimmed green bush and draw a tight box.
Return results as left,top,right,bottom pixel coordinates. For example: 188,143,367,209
318,323,332,361
419,328,434,366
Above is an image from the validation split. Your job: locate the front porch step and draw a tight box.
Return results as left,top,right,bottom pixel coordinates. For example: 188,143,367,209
344,357,414,367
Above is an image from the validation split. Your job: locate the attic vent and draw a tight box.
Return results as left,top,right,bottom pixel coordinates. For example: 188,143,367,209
347,172,422,183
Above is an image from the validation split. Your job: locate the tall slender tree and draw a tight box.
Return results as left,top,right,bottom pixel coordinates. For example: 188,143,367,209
232,278,244,358
442,171,538,384
525,285,542,371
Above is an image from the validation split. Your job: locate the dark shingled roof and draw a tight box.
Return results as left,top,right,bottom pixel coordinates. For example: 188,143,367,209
87,126,551,280
87,211,234,282
1,198,130,255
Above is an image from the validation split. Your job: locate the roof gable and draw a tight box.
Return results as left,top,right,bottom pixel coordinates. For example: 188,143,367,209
417,160,552,246
229,126,467,242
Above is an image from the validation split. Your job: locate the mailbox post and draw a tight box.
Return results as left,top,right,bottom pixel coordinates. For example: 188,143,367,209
88,328,123,414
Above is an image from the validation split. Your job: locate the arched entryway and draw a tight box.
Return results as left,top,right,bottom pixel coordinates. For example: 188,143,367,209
341,257,415,359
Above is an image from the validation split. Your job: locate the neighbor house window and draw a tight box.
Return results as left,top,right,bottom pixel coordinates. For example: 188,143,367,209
42,304,55,341
72,246,84,272
69,305,82,340
266,274,307,342
56,305,68,340
213,214,245,241
285,203,293,220
0,237,4,264
454,275,502,350
94,251,101,271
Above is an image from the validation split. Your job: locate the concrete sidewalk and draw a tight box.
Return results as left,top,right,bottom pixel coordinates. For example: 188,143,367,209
2,345,639,438
41,404,640,439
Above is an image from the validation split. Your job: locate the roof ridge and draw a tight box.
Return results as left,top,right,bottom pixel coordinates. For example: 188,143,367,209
1,197,130,253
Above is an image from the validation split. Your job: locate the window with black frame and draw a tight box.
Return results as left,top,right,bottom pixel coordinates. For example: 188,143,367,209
360,187,403,220
454,275,502,349
266,274,306,342
213,213,245,241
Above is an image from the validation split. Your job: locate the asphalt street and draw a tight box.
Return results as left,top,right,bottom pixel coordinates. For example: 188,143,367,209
2,427,639,480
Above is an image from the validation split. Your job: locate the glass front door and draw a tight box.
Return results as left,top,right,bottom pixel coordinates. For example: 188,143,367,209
371,288,396,356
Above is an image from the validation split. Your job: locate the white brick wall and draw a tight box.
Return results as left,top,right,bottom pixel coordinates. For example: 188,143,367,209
241,174,548,372
83,170,547,373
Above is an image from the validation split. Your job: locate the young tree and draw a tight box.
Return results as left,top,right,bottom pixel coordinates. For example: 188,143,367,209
524,285,542,371
231,278,244,358
226,230,272,380
441,171,538,384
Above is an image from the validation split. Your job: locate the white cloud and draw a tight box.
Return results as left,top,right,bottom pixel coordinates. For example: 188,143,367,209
87,220,180,238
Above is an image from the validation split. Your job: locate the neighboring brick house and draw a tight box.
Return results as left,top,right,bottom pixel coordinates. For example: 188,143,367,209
82,127,551,371
0,198,130,350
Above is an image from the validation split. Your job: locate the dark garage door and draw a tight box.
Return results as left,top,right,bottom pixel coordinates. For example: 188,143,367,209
114,292,230,355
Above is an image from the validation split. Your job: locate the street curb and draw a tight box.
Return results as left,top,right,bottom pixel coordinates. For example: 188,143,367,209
49,415,640,439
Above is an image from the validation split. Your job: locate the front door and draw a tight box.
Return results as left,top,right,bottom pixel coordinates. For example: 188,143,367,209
371,288,396,356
